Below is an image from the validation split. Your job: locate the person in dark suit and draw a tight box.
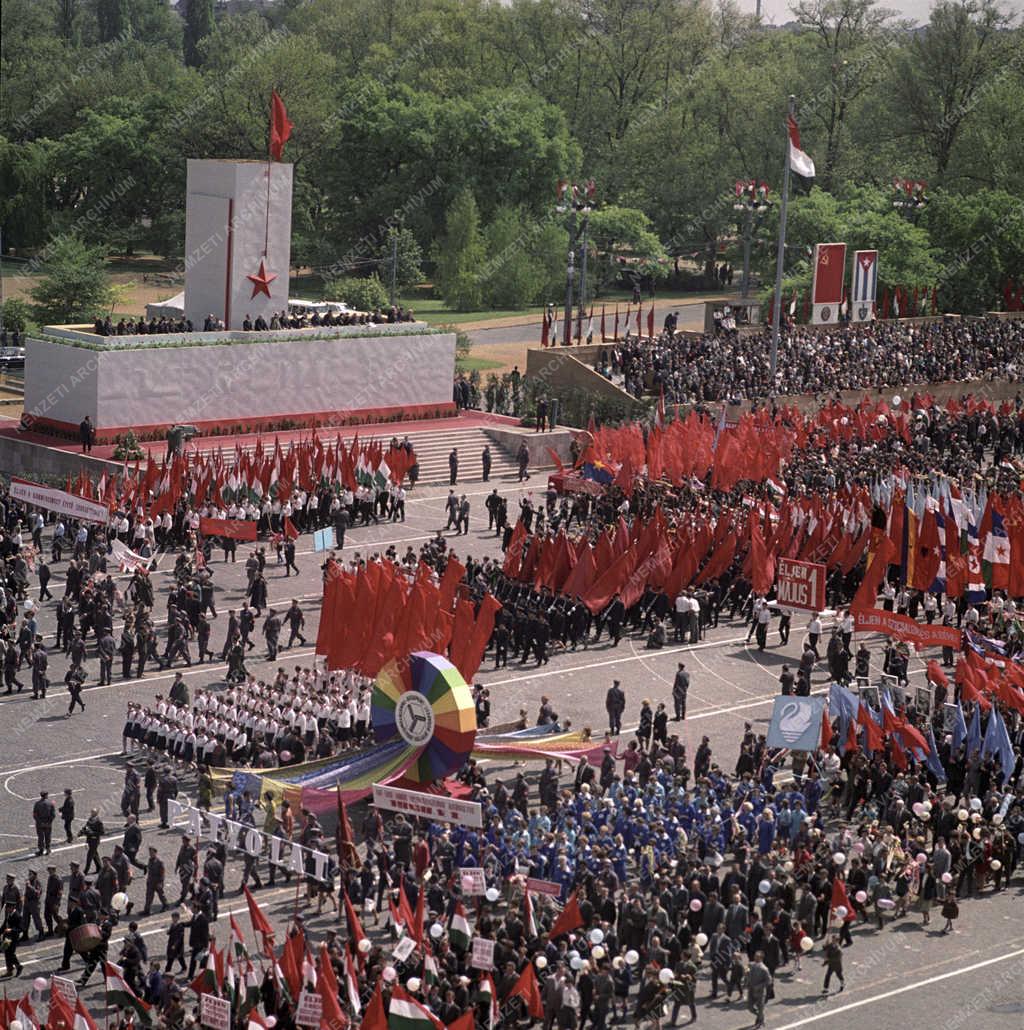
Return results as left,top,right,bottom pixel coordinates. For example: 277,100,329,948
184,908,210,978
79,416,94,453
448,448,459,486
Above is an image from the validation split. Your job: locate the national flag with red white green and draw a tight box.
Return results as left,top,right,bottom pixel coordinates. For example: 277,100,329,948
386,987,444,1030
524,889,537,937
422,948,440,989
241,960,261,1017
247,1011,269,1030
223,952,237,1010
449,902,471,951
104,962,154,1025
479,974,499,1030
344,949,362,1016
229,915,250,961
16,996,40,1030
189,944,223,996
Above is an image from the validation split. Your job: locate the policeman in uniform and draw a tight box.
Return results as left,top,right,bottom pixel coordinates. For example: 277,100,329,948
44,863,63,936
32,789,55,855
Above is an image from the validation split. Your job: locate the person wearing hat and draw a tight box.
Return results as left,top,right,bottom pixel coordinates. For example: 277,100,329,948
1,902,23,977
1,874,20,922
44,864,63,937
32,789,56,855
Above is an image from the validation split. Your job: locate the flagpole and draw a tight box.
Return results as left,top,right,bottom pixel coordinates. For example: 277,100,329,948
770,95,796,392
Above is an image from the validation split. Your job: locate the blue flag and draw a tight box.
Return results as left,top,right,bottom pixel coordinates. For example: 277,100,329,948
966,703,982,756
982,707,1016,785
950,702,968,752
923,727,947,782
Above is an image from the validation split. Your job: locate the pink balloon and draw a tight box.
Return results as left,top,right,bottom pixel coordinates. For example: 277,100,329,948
916,853,927,865
690,899,702,912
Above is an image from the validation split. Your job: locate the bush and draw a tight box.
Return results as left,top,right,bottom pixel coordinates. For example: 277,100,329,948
0,298,34,334
324,273,389,313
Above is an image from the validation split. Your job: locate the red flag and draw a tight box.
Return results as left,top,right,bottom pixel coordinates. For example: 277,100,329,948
507,963,544,1018
851,534,897,609
281,930,305,1000
856,703,885,752
926,660,949,692
820,708,834,750
549,890,584,939
317,943,349,1030
360,981,387,1030
244,885,275,950
46,992,75,1030
283,515,299,541
447,1014,475,1030
269,90,293,161
830,877,855,920
343,891,367,953
748,511,775,596
336,786,360,870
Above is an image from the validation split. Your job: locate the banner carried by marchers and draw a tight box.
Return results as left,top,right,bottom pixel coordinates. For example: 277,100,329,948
198,517,258,541
811,243,846,325
851,607,961,652
775,558,826,613
10,476,110,524
851,250,878,322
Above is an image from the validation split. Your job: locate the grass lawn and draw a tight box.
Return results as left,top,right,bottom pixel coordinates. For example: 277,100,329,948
456,355,504,373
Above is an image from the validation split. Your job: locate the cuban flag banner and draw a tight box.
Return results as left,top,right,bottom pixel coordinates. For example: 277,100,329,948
851,250,878,322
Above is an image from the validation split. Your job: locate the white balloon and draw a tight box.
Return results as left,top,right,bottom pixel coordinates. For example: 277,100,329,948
993,814,1003,825
922,801,933,813
990,860,1002,871
591,945,606,960
855,891,868,904
892,395,902,407
570,957,582,971
659,969,673,985
265,1018,277,1029
485,887,500,903
111,891,129,912
382,967,397,982
800,937,814,952
10,1021,25,1030
590,928,605,945
430,923,444,939
754,898,765,909
957,809,968,821
694,933,708,948
358,938,372,954
758,879,771,894
832,852,846,866
535,955,548,970
970,797,982,811
625,950,640,965
835,906,848,919
32,977,48,992
406,977,421,992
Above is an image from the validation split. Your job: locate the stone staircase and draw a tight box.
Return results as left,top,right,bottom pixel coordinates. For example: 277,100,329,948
193,425,539,485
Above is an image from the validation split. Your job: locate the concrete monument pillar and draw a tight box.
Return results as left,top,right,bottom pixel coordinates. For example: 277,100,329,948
183,159,292,330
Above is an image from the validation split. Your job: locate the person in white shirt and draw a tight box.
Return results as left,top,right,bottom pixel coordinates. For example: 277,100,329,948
807,613,822,658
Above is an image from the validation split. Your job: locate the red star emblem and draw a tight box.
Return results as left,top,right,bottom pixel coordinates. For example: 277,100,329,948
247,259,277,299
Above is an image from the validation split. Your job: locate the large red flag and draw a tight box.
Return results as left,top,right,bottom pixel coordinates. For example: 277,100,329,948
549,890,584,939
270,90,293,160
829,877,855,921
507,963,544,1018
244,884,275,951
317,943,349,1030
360,981,387,1030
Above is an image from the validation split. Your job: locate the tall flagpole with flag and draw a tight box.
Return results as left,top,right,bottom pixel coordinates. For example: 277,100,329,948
771,96,814,387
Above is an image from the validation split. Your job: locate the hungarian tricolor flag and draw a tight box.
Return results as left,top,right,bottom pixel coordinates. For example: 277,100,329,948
105,962,154,1025
449,902,471,952
787,113,815,177
386,986,444,1030
269,90,293,161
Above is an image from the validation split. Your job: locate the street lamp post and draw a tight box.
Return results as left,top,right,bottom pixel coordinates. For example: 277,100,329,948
734,180,772,299
556,180,595,346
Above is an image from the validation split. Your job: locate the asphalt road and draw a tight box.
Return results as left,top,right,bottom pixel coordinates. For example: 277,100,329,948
0,471,1021,1028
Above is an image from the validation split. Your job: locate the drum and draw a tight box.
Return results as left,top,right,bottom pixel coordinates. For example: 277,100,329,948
69,922,103,954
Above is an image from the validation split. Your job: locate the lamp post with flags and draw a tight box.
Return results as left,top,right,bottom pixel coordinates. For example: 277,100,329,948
734,180,772,299
556,180,596,346
770,95,815,387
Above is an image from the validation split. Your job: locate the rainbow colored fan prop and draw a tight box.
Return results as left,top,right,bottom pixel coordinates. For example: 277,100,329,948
371,651,477,782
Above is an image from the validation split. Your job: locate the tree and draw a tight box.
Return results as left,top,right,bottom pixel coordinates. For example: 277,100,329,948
0,298,34,333
29,235,117,325
96,0,131,42
183,0,214,67
376,227,424,292
433,189,486,312
585,206,667,295
891,0,1016,182
791,0,900,190
324,274,390,313
923,189,1024,314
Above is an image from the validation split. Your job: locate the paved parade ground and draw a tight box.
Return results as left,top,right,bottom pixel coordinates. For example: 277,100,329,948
0,468,1021,1028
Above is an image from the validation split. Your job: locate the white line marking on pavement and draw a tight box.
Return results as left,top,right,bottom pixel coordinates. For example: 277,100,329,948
771,946,1024,1029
